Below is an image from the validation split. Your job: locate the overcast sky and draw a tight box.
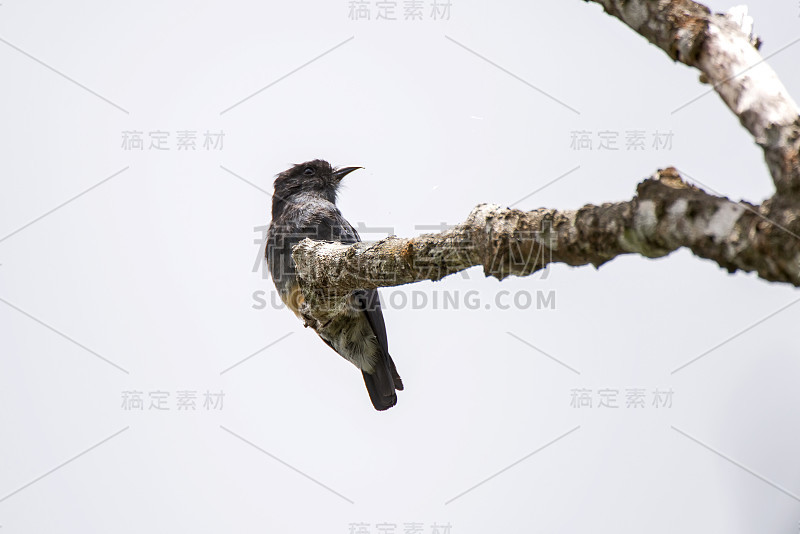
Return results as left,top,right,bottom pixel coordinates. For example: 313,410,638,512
1,1,799,533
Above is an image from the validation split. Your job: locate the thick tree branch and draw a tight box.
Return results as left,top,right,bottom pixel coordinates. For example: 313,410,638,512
288,1,800,329
293,168,800,305
584,0,800,196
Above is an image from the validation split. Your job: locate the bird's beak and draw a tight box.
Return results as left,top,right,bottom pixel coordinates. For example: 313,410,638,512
333,166,363,181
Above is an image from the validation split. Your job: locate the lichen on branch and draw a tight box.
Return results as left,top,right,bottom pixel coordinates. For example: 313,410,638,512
292,168,800,299
288,1,800,329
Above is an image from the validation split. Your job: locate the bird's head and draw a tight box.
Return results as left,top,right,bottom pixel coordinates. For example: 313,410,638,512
272,159,362,217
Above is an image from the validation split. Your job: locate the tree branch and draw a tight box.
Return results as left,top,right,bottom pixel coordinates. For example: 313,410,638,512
293,168,800,304
584,0,800,196
288,1,800,329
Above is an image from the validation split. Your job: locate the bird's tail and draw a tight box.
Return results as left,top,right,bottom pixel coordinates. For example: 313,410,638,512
362,353,403,411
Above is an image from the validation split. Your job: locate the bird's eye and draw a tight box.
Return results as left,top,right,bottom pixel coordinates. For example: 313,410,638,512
303,167,314,176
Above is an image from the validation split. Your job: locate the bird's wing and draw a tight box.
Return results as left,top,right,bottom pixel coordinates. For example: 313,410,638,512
326,209,404,404
328,214,388,350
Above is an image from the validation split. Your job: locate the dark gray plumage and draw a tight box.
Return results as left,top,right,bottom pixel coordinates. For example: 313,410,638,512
265,159,403,410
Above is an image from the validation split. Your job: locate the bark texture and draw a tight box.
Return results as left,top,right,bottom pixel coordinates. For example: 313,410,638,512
585,0,800,195
294,168,800,295
289,1,800,326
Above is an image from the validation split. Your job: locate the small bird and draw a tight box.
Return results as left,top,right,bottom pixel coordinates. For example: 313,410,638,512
266,159,403,410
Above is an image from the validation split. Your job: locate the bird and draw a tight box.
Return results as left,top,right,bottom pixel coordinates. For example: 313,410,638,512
265,159,403,411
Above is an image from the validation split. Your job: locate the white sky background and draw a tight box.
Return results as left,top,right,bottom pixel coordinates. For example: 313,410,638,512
1,0,799,532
